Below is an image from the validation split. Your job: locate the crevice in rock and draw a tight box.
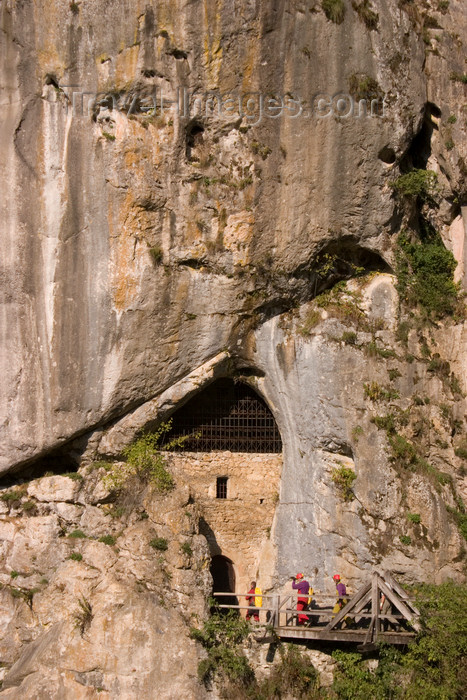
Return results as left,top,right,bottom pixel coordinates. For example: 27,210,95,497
400,102,440,172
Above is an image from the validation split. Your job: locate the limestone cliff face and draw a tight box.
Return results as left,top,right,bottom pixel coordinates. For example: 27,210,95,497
0,1,466,695
1,0,465,472
0,473,210,697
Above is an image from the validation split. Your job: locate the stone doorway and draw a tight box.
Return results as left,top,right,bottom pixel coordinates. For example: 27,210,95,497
211,554,237,606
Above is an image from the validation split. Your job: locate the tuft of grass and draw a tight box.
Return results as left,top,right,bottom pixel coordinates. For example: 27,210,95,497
73,596,93,636
348,73,382,101
299,308,321,336
68,529,87,539
399,535,412,546
69,552,83,561
407,512,421,524
180,541,192,556
10,571,19,579
450,72,467,84
364,382,399,401
388,368,402,381
352,0,378,29
98,535,116,546
150,537,168,551
60,472,83,481
149,246,163,265
322,0,346,24
102,131,116,141
352,425,364,442
342,331,358,345
69,1,79,14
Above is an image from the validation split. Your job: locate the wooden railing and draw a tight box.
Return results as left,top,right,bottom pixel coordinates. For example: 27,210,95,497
213,571,420,648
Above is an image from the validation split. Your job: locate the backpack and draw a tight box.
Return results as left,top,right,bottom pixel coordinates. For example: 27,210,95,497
254,587,262,608
308,586,314,606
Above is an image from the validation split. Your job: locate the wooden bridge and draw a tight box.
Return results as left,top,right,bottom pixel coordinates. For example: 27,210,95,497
214,571,421,650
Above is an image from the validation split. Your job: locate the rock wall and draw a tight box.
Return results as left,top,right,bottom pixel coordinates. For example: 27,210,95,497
0,471,211,698
1,0,466,473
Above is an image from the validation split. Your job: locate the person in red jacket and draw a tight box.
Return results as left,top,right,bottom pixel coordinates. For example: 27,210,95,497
291,573,310,625
245,581,260,622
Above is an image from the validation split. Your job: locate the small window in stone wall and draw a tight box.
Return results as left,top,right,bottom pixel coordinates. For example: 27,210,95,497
216,477,228,499
163,378,282,452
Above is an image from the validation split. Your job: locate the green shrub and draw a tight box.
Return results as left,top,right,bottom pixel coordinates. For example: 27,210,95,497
446,505,467,542
68,529,87,539
388,433,418,466
98,535,116,546
391,169,439,200
322,0,346,24
22,501,37,513
150,537,168,551
103,422,184,492
102,131,116,141
69,552,83,561
447,114,457,124
371,413,396,433
255,645,319,698
395,229,459,318
190,610,253,688
10,570,19,579
407,512,421,524
0,491,21,504
399,534,412,545
388,368,402,381
331,466,357,501
330,584,467,700
69,1,79,13
180,541,192,556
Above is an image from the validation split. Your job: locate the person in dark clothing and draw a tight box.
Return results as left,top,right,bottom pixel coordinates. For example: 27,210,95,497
291,573,310,625
246,581,260,622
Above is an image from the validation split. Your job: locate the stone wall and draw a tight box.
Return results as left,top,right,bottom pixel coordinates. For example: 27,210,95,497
166,451,283,593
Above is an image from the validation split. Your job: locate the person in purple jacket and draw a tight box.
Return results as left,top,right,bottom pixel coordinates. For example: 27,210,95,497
332,574,348,615
291,572,310,625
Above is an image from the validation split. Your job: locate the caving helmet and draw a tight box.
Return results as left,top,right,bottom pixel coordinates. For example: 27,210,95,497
295,573,304,580
333,574,341,581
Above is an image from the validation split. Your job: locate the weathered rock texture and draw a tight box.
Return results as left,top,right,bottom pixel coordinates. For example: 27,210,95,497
0,472,211,698
1,0,467,695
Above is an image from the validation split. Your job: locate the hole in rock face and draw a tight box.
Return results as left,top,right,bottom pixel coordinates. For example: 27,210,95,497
401,102,440,171
162,378,282,453
186,122,205,160
378,146,396,164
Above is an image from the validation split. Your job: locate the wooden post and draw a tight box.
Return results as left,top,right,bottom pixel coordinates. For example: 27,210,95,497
372,572,380,639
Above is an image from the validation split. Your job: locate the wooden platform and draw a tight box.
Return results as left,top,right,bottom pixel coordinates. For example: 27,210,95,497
214,571,420,648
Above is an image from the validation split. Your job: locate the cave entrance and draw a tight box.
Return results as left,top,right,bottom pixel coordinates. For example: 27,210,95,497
210,554,237,607
163,378,282,452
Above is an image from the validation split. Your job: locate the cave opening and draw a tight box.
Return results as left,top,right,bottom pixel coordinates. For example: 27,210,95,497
163,378,282,453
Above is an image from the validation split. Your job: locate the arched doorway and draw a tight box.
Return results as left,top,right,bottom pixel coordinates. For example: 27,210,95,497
210,555,237,606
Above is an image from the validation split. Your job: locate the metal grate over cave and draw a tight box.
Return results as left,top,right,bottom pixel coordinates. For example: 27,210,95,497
163,379,282,453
